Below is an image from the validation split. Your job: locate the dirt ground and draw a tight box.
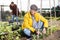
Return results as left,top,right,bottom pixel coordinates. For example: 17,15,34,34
44,20,60,40
49,20,60,27
44,30,60,40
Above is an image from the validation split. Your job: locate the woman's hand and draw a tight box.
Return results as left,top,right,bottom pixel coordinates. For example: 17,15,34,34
42,28,46,34
34,30,40,35
36,30,40,35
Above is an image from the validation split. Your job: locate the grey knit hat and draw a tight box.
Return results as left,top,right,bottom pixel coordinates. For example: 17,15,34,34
30,4,38,11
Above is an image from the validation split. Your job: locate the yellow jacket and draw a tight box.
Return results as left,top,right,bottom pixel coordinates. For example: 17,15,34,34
22,12,48,32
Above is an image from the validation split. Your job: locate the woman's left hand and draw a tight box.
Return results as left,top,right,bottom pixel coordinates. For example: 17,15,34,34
42,28,46,34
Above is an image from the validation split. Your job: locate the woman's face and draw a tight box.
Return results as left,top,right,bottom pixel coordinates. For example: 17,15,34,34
30,10,36,16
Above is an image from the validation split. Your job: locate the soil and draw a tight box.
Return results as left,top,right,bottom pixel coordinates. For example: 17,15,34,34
49,20,60,27
44,30,60,40
44,20,60,40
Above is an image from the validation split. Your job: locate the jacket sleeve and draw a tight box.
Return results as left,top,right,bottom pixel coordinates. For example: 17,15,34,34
23,15,35,32
9,5,13,10
38,14,48,28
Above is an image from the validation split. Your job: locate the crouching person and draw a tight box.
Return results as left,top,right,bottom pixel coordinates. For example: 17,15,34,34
22,4,48,40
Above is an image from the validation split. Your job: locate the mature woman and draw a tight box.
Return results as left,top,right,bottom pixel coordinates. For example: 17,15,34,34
22,4,48,40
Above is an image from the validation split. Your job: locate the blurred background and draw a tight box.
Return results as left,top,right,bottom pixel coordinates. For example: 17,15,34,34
0,0,60,21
